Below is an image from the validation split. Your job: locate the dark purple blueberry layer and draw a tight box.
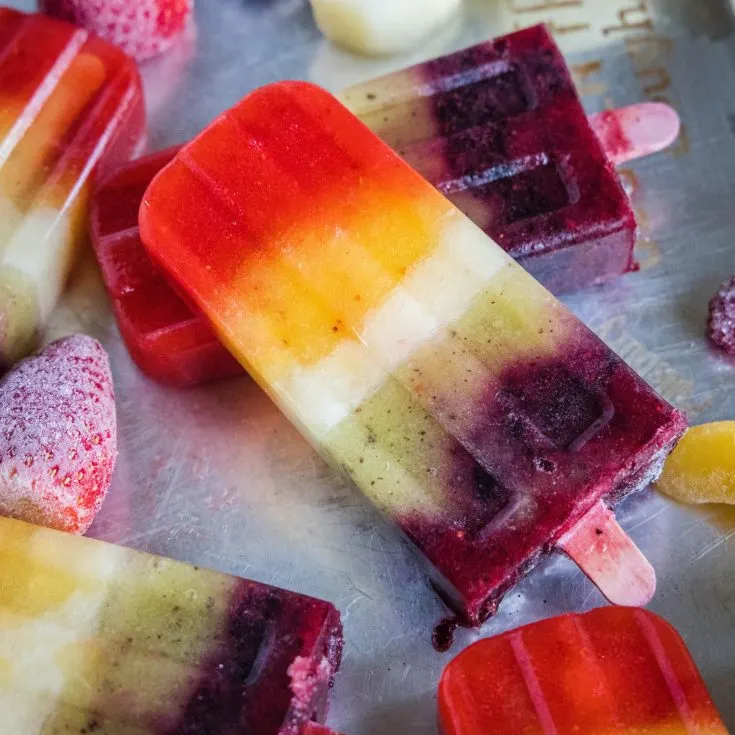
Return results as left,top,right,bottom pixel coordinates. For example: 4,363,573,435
490,160,571,226
424,28,576,131
498,361,615,451
175,582,342,735
398,325,686,625
413,25,636,292
441,443,512,540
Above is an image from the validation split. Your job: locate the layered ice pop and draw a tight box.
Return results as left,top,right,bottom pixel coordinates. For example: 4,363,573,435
0,514,343,733
140,82,687,623
438,607,728,734
0,8,145,368
91,28,678,387
91,147,241,386
339,25,640,294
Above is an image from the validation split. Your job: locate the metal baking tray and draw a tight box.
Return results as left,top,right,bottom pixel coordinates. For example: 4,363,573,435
10,0,735,731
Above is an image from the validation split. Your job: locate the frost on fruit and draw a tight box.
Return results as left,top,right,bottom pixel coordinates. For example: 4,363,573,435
707,276,735,355
0,334,117,533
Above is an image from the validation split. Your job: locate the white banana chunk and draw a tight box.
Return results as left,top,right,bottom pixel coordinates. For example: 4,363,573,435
310,0,462,56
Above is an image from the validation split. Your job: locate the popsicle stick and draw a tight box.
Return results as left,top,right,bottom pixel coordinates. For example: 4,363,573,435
557,499,656,607
589,102,680,166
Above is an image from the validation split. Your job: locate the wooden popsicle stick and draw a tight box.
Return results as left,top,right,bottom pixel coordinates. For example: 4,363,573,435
589,102,680,166
557,499,656,607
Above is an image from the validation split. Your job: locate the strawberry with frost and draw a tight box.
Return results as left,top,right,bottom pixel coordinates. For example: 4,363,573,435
40,0,193,62
0,335,117,534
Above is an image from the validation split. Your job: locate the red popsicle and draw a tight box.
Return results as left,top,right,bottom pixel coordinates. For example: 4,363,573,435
438,607,727,735
90,147,241,386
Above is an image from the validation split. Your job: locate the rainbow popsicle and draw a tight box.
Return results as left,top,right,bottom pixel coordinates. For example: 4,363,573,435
140,81,686,623
0,8,145,368
0,514,343,733
339,25,639,294
438,607,727,734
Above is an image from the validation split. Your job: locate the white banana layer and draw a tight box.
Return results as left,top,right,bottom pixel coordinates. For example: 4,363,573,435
278,213,510,439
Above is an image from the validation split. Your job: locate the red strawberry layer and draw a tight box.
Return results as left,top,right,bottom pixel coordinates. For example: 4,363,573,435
0,334,117,534
40,0,193,61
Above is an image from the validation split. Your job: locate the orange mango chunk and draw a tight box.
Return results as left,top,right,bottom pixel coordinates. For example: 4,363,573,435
656,421,735,504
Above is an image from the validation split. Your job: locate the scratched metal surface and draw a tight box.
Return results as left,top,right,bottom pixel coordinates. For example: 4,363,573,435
11,0,735,731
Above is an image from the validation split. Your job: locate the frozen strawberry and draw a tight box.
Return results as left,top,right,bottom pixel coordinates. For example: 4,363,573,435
707,275,735,355
0,334,117,534
40,0,193,62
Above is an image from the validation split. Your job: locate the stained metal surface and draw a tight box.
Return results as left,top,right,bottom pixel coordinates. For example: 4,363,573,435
10,0,735,731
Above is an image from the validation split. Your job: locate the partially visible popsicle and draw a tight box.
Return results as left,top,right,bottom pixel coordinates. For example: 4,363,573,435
140,81,687,623
0,514,343,733
91,147,241,386
0,8,145,369
91,29,678,387
339,25,658,293
707,275,735,354
438,607,727,734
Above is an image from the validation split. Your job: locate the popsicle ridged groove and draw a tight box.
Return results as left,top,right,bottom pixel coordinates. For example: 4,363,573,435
569,614,624,727
509,633,560,735
634,610,698,733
